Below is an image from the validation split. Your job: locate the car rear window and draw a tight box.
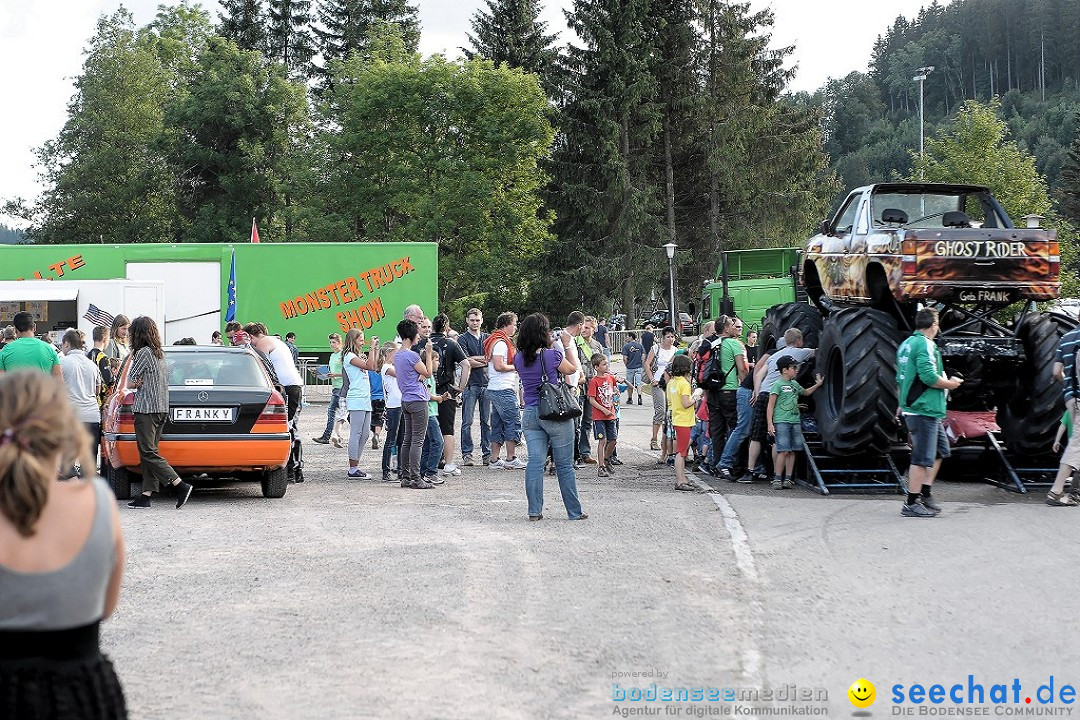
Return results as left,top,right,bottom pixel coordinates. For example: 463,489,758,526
166,351,268,387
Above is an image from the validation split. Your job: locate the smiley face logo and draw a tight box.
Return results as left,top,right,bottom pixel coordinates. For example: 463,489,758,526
848,679,876,708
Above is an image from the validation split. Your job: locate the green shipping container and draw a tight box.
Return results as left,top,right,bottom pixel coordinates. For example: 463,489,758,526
0,243,438,353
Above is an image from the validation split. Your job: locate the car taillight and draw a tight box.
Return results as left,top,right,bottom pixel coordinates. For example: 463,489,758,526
902,239,917,275
256,391,288,424
117,393,135,422
1049,241,1060,267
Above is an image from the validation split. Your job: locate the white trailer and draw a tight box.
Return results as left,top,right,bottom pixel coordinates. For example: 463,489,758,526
0,280,165,344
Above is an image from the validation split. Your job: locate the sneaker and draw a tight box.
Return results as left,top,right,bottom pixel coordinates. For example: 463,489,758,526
441,463,461,476
128,495,151,509
604,462,615,474
382,470,392,482
463,454,475,467
312,436,330,444
426,473,445,485
735,473,755,484
574,459,585,469
770,478,782,490
438,460,445,470
505,457,528,470
490,458,507,469
638,398,643,405
598,467,610,478
571,512,589,520
174,481,194,509
781,478,795,490
901,502,937,517
372,436,379,450
346,468,371,480
717,467,734,482
528,514,543,521
482,455,491,466
1046,491,1079,507
411,478,434,489
609,457,624,466
666,455,675,467
920,496,942,513
650,440,660,451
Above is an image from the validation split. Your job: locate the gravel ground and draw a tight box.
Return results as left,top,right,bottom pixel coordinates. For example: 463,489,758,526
104,370,1080,718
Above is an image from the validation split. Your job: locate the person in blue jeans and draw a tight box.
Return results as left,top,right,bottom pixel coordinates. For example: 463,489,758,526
312,333,344,444
457,308,491,465
717,368,758,478
513,313,588,521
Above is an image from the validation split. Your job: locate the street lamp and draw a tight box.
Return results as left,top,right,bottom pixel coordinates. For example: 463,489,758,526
913,66,934,180
663,242,677,333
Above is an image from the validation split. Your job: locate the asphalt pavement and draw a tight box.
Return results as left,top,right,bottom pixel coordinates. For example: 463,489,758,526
103,371,1080,719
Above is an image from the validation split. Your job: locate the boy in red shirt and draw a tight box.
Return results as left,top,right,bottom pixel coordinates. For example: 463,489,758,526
587,353,619,477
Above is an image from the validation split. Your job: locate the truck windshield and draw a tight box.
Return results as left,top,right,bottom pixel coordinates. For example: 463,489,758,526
871,191,1005,229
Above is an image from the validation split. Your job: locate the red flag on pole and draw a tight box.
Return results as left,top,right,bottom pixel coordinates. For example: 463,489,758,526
250,218,261,244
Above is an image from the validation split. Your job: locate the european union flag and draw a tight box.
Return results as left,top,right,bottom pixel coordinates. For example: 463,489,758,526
225,251,237,322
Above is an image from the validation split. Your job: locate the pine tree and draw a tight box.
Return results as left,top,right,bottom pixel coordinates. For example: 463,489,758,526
314,0,420,83
692,0,834,271
218,0,266,53
466,0,559,90
1058,114,1080,225
537,0,663,318
268,0,316,76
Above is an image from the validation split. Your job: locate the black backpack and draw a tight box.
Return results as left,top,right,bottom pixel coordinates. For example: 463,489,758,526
433,337,457,389
699,339,735,391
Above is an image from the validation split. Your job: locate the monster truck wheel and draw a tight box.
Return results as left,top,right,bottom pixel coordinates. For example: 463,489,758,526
815,308,900,456
759,302,824,353
106,462,132,500
261,466,288,498
997,313,1075,455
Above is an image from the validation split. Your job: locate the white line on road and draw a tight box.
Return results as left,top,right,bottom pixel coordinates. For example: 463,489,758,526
691,477,759,583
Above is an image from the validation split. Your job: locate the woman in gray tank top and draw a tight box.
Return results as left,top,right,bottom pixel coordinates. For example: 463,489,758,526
0,371,128,719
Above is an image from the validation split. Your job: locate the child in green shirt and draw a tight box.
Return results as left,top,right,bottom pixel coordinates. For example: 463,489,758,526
767,356,823,490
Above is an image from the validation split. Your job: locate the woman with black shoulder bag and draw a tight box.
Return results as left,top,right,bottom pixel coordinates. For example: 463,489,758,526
512,314,588,522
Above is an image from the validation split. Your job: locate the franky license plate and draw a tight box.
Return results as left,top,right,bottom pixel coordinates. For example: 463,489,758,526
172,407,235,422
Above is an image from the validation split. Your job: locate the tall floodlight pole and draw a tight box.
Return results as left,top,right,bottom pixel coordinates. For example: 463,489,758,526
913,66,935,180
664,243,677,333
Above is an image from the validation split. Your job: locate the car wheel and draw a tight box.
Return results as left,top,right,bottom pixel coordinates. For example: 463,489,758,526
105,462,131,500
261,466,288,498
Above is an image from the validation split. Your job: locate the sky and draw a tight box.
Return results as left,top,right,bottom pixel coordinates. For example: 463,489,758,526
0,0,942,227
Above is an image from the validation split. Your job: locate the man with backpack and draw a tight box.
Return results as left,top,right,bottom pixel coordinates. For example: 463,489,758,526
429,314,472,477
701,316,747,477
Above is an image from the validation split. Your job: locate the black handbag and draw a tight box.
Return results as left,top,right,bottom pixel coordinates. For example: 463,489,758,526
538,350,582,421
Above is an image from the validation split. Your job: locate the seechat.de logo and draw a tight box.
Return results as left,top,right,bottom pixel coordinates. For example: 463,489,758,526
848,678,876,708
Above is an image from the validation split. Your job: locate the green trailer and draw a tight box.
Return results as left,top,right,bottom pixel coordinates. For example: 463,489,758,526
699,248,800,331
0,243,438,354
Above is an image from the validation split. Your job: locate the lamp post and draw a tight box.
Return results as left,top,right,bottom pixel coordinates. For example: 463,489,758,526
663,242,677,333
913,66,934,180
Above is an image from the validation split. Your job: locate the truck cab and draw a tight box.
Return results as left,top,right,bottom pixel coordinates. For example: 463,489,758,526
803,183,1059,318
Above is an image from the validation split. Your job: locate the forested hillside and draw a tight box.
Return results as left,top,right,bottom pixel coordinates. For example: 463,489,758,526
807,0,1080,197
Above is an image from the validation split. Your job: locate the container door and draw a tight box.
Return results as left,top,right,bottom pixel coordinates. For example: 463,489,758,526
127,262,221,345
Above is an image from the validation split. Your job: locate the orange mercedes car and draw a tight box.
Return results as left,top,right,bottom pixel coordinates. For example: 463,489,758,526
101,346,293,499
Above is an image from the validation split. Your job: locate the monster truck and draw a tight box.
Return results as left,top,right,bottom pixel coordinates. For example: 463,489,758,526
761,182,1070,456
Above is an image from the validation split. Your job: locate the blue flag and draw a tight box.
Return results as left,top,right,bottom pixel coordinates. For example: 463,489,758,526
225,251,237,322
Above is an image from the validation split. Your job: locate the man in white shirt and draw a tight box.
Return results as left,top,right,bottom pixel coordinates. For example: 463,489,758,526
486,312,524,469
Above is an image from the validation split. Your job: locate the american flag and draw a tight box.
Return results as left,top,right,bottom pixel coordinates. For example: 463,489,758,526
83,303,114,328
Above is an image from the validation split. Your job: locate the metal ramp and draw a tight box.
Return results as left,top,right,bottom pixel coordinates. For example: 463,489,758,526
796,433,908,495
957,432,1060,494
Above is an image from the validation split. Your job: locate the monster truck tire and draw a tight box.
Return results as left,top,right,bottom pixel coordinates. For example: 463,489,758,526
997,313,1076,455
815,308,900,456
759,302,824,353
